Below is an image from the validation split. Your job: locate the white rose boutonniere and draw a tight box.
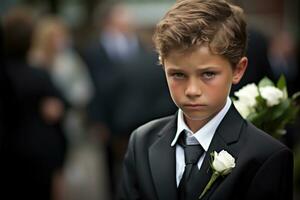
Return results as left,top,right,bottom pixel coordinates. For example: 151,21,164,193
199,150,236,199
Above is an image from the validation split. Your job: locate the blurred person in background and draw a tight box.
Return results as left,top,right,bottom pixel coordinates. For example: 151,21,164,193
268,30,299,94
83,1,141,140
267,30,300,160
82,2,176,197
28,16,110,200
82,2,141,196
0,7,67,200
29,16,94,145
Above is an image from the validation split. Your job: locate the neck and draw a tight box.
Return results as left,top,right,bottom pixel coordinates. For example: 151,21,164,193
184,116,211,133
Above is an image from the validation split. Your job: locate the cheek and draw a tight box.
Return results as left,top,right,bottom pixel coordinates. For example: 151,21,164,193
205,81,231,100
168,82,178,95
167,81,182,100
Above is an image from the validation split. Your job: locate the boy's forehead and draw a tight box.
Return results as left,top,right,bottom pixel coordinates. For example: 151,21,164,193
166,47,227,65
167,45,212,59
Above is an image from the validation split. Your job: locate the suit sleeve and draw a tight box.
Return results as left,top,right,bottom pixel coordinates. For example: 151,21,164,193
117,130,142,200
245,148,293,200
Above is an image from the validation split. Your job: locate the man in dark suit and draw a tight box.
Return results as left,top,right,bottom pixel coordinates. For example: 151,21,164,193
118,0,293,199
82,3,142,195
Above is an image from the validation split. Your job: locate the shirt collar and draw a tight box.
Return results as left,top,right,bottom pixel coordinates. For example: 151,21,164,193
171,97,232,151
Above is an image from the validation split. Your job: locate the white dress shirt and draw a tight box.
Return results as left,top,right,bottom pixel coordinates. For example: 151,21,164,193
171,97,232,187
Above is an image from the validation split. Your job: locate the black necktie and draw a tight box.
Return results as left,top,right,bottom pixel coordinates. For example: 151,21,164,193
178,133,204,200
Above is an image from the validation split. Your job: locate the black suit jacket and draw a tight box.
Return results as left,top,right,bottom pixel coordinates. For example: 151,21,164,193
118,105,293,200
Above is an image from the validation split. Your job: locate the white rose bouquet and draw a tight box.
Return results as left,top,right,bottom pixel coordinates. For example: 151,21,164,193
233,75,300,138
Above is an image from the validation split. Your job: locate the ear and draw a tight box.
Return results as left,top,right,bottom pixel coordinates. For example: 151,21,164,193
232,57,248,84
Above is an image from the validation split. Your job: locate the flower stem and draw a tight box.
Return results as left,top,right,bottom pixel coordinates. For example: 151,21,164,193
199,172,220,199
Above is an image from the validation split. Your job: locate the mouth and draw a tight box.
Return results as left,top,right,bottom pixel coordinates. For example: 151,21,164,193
183,104,207,109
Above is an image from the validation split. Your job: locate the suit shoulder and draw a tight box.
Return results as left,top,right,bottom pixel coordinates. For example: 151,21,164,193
243,121,291,158
129,115,174,141
136,115,174,134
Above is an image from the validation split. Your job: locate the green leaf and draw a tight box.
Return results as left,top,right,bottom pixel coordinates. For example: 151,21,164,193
230,96,238,102
270,99,290,120
276,74,287,90
276,74,288,98
248,109,268,127
258,77,274,88
255,95,266,110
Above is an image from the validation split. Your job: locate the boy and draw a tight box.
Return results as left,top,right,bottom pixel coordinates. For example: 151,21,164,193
118,0,293,200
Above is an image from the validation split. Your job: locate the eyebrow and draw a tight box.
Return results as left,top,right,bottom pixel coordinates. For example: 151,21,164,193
166,68,183,72
166,66,220,72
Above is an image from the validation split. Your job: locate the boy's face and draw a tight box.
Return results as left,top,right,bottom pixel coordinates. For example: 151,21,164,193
164,46,247,132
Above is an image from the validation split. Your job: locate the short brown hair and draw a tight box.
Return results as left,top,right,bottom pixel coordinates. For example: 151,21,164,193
153,0,247,67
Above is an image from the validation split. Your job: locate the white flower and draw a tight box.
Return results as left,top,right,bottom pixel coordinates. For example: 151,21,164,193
199,150,235,199
212,150,236,175
259,86,284,107
234,83,259,107
233,100,251,118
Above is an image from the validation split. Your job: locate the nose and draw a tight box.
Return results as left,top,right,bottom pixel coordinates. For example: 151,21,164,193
185,78,202,98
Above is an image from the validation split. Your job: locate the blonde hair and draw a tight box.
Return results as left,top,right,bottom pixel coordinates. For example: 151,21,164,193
29,16,69,67
153,0,247,67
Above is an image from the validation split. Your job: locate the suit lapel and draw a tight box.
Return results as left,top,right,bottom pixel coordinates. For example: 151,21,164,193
149,115,178,200
188,105,245,200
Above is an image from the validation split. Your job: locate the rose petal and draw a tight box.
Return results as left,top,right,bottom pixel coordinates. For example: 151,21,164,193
212,157,227,172
212,150,235,173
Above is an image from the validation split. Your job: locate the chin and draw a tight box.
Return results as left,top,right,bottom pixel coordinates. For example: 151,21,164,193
184,112,212,121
